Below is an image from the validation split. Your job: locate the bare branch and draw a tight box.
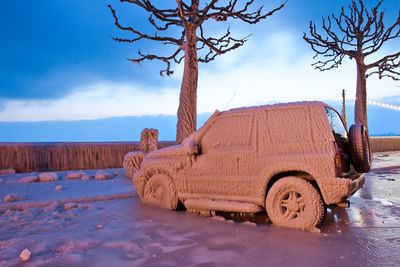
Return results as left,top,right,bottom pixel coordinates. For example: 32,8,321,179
197,24,249,63
120,0,180,18
108,5,183,45
303,0,400,78
366,52,400,80
110,0,286,75
200,0,286,25
128,47,184,77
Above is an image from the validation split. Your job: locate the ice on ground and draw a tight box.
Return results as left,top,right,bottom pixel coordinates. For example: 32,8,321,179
371,152,400,169
0,154,400,266
0,168,133,212
112,171,122,176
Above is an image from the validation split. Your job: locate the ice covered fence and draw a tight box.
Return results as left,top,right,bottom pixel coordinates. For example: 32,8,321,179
0,141,175,173
370,137,400,152
1,137,398,173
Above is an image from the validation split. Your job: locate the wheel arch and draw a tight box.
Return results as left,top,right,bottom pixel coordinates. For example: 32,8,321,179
135,164,175,198
266,171,314,194
262,169,325,207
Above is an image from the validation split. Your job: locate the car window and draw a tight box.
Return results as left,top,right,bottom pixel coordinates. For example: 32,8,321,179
324,107,347,139
201,113,253,152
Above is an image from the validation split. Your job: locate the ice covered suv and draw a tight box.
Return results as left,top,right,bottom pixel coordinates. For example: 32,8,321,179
132,101,370,230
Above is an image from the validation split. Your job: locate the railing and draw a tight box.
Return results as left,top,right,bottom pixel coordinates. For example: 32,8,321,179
369,136,400,153
0,137,399,173
0,141,175,173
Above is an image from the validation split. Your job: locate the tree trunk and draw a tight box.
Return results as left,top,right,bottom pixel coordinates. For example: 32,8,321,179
176,24,198,144
354,61,368,130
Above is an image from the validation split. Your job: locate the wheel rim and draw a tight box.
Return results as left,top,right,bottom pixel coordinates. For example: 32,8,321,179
279,190,306,220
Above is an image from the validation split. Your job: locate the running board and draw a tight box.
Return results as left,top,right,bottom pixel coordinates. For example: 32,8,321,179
184,198,263,213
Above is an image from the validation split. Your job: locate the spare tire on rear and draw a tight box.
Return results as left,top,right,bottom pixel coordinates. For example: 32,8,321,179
349,123,371,173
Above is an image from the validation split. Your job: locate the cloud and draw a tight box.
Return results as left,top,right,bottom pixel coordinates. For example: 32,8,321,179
0,82,179,122
195,31,400,112
1,30,399,122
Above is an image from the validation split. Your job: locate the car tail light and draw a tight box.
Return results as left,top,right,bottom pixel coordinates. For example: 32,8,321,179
334,142,342,177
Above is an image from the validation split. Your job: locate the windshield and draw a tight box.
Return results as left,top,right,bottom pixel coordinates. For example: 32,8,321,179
324,107,347,139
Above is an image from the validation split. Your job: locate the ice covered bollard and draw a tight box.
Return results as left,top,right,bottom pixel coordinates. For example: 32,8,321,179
20,248,31,261
123,128,159,179
39,172,59,182
140,128,159,153
123,151,145,179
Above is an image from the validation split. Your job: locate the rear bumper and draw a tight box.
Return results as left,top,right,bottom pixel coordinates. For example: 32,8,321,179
347,173,366,197
319,173,366,205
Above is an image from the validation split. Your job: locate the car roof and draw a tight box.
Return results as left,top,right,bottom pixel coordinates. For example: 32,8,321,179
221,101,327,115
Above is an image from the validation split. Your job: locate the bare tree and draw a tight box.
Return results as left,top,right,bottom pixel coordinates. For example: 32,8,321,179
303,0,400,130
108,0,285,143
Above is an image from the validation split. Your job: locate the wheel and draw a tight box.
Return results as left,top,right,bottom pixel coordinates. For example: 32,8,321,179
266,177,325,231
142,174,178,210
349,123,371,173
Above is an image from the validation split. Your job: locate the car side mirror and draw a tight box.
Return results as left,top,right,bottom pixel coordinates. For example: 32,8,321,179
183,140,199,155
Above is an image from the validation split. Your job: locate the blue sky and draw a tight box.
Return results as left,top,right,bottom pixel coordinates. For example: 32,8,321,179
1,0,399,141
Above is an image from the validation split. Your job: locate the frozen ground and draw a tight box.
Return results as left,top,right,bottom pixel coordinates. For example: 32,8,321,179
0,152,399,266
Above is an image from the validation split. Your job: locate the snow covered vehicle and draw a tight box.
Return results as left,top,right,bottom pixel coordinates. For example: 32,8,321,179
132,101,370,230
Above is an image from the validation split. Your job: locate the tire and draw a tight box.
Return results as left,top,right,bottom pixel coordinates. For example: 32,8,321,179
266,177,325,231
349,124,371,173
142,174,178,210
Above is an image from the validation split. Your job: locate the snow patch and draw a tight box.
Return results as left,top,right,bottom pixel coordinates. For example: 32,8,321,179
95,171,114,180
112,171,122,176
55,185,63,191
19,248,31,262
64,203,78,211
19,176,38,183
66,172,86,180
4,193,24,202
81,175,92,181
39,172,59,182
0,168,16,175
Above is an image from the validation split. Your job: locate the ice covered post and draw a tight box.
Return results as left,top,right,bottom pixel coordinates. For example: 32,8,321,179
303,0,400,131
342,89,348,130
107,0,286,143
140,128,159,153
124,128,159,178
